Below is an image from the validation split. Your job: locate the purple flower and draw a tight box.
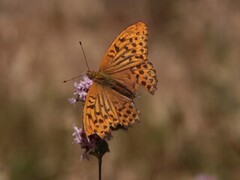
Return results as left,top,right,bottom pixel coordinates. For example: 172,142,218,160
72,126,110,160
68,75,93,103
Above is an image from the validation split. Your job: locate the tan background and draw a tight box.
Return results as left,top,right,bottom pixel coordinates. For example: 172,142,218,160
1,0,240,179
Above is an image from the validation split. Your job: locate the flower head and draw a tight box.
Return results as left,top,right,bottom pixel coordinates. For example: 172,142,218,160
72,126,110,160
68,75,93,103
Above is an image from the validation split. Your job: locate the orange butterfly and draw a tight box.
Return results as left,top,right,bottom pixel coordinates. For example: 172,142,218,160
84,22,157,139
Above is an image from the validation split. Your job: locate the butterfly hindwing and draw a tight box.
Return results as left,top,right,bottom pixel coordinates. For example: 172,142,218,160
109,61,158,96
105,86,140,128
83,82,140,138
131,61,158,94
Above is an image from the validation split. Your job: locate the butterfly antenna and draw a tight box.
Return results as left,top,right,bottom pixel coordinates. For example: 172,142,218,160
79,41,90,71
63,74,84,83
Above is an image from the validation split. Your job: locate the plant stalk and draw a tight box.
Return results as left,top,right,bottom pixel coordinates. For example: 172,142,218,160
98,156,102,180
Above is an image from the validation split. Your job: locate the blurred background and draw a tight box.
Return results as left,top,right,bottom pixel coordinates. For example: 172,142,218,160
1,0,240,179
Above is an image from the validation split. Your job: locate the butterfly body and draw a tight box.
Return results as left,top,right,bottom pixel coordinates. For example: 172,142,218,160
86,70,136,99
83,22,158,139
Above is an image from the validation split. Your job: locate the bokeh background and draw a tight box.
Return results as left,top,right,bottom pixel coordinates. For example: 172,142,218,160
1,0,240,179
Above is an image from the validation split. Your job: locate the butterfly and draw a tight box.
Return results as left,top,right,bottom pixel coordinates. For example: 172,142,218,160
84,21,158,139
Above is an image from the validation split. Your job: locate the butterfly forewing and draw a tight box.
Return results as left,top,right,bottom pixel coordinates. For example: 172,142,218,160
99,22,148,73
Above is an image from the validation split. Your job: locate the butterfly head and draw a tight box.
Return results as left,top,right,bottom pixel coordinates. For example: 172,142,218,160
86,70,97,80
